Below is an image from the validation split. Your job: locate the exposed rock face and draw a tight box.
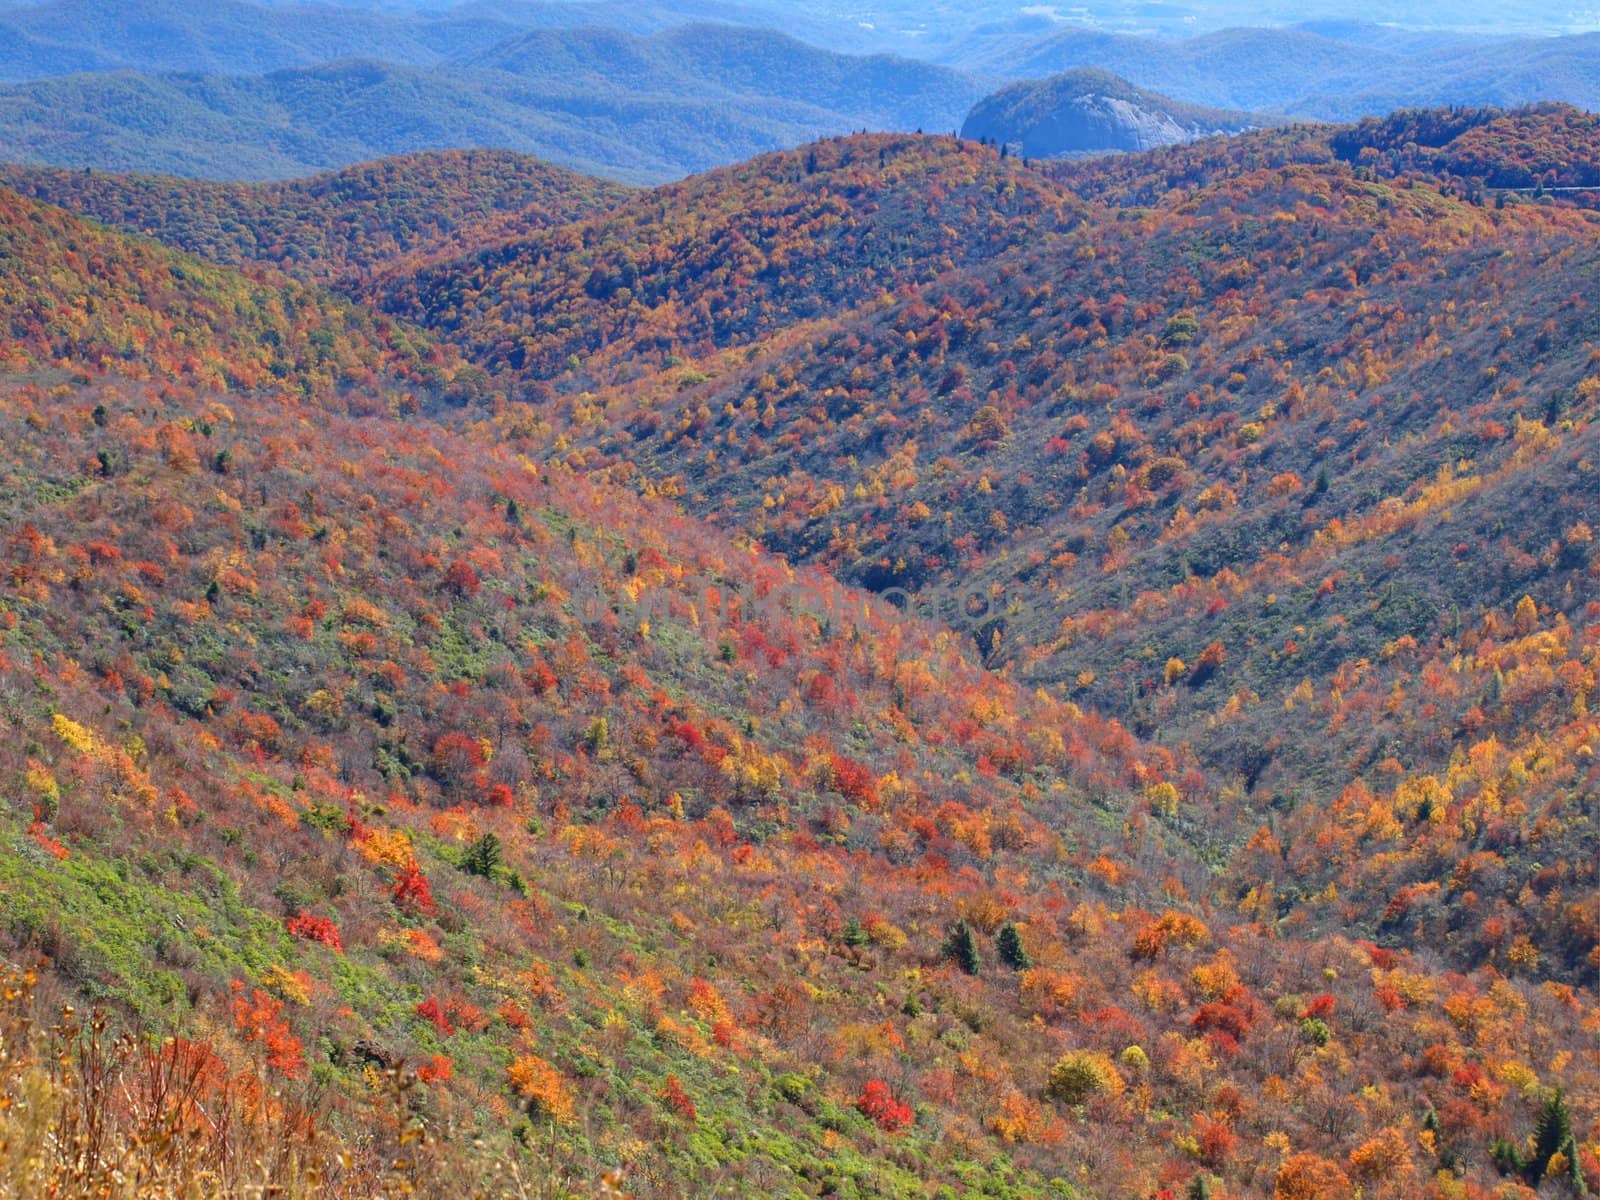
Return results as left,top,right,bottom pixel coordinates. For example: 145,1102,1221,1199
1037,93,1201,152
961,67,1264,158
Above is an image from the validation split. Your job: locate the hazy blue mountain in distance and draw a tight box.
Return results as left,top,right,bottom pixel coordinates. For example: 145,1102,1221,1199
961,68,1267,158
461,24,985,133
0,27,985,182
529,0,1592,49
1287,18,1491,54
962,25,1428,106
0,0,522,78
0,0,898,78
0,0,1584,59
955,22,1600,119
0,22,124,79
0,0,1594,189
455,0,891,52
1312,32,1600,121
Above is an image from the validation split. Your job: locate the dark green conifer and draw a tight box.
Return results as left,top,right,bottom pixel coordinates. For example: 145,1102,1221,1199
945,919,981,975
463,831,502,879
996,921,1031,970
1530,1088,1577,1186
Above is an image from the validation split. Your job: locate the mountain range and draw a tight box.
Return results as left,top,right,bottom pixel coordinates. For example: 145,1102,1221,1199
952,24,1600,118
0,0,855,78
0,25,984,182
0,2,1596,180
7,98,1600,1196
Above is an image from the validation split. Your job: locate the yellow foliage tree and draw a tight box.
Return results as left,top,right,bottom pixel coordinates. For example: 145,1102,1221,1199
507,1054,576,1124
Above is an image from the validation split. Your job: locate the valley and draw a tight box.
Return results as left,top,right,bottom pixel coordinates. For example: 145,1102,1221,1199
2,6,1600,1198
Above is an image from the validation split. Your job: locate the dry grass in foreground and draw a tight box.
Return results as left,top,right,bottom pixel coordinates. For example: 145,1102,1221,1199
0,967,624,1200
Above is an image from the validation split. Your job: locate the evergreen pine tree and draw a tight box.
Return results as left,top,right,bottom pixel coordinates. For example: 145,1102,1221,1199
944,920,981,975
1531,1088,1576,1186
1564,1140,1588,1195
463,831,502,879
1423,1105,1460,1171
996,921,1031,970
1491,1135,1527,1179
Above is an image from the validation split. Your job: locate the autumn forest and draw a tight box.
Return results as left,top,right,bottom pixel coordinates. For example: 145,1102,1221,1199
3,85,1600,1200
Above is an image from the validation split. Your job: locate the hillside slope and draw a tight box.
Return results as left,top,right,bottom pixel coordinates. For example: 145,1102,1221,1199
2,205,1598,1200
433,114,1600,990
0,149,631,284
10,110,1600,1199
0,180,479,401
375,134,1086,389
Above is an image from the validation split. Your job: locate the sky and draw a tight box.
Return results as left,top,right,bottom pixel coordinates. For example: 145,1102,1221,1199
234,0,1596,37
811,0,1597,39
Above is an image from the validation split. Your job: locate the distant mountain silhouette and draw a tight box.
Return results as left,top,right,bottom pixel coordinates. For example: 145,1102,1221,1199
0,0,886,80
0,27,984,181
960,22,1600,119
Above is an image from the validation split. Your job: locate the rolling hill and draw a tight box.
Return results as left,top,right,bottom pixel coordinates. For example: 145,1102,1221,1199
0,149,632,283
0,164,1332,1199
10,105,1600,1199
0,177,476,400
354,111,1600,986
372,134,1085,389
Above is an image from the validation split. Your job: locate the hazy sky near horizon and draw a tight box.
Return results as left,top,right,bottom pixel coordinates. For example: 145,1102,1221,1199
822,0,1595,38
49,0,1582,61
230,0,1596,37
577,0,1589,38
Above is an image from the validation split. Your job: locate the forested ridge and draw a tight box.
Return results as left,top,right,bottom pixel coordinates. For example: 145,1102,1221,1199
4,107,1600,1200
